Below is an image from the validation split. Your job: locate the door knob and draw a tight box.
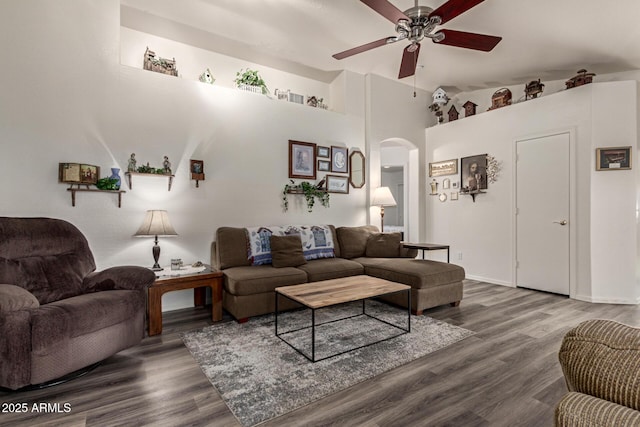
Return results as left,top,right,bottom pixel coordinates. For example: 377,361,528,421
553,220,568,226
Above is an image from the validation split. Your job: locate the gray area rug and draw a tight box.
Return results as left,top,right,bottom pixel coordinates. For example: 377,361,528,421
181,301,474,426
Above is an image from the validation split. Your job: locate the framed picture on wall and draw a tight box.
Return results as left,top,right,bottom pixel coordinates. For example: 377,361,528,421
596,146,632,170
318,160,330,172
317,146,330,158
460,154,487,193
289,140,317,179
331,146,348,173
326,175,349,194
59,163,100,184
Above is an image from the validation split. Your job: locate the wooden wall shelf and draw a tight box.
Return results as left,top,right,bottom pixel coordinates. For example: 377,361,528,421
67,188,126,207
461,190,486,203
124,172,174,191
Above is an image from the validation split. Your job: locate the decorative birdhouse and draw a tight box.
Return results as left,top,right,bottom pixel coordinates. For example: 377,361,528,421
463,101,477,117
524,79,544,100
448,105,459,122
566,69,596,89
432,87,449,106
488,88,512,110
429,87,449,124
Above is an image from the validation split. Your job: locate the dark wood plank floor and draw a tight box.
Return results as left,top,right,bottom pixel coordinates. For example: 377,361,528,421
1,281,638,426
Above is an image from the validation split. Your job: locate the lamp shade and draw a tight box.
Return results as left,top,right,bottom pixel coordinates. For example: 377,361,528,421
372,187,397,207
134,210,178,237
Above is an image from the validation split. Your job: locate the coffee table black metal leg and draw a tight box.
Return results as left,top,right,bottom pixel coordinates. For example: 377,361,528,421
275,292,279,336
407,289,411,332
311,308,316,362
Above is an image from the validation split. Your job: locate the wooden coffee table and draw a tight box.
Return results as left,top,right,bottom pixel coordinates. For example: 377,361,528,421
275,275,410,362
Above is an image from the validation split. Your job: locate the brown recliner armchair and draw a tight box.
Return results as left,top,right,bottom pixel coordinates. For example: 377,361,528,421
0,217,156,390
556,319,640,426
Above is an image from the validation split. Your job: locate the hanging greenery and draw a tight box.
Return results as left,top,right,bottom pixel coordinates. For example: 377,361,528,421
283,180,329,213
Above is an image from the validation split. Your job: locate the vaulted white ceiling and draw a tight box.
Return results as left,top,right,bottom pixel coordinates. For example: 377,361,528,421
121,0,640,92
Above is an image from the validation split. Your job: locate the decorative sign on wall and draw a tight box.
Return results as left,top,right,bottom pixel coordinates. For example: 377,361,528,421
429,159,458,177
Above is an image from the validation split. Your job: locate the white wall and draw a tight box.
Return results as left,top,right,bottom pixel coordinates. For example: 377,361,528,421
425,81,639,304
0,0,367,311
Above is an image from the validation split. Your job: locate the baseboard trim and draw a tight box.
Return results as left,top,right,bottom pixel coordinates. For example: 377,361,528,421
465,275,514,287
573,294,639,305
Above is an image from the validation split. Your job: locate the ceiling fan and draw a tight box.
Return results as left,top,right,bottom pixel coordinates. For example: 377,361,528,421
332,0,502,79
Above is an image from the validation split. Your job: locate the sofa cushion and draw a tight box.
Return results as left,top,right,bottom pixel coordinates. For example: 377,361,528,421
353,258,465,289
297,258,364,282
223,265,308,296
336,225,379,259
271,235,307,268
0,284,39,313
216,227,252,270
365,233,401,258
30,289,145,352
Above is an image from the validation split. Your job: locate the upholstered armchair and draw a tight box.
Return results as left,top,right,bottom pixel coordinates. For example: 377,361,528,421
555,319,640,426
0,217,156,390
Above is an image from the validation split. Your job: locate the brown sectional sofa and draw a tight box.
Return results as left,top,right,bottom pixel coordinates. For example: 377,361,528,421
211,225,465,321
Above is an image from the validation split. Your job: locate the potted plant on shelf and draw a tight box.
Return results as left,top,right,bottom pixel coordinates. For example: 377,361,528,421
283,180,330,212
234,68,269,95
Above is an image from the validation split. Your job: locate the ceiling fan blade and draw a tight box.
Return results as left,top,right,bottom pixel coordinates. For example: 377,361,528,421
398,43,421,79
360,0,409,24
429,0,485,25
333,37,394,60
434,29,501,51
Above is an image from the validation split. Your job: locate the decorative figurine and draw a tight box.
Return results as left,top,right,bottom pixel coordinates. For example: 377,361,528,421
430,179,438,195
307,96,318,107
163,156,172,175
463,101,477,117
128,153,137,172
448,105,459,122
524,79,545,100
566,69,596,89
143,47,178,77
488,88,512,110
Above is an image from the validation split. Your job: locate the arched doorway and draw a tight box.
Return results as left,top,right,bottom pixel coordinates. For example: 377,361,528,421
369,137,420,242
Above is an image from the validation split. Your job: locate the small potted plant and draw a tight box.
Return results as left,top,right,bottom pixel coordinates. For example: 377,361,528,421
283,180,329,213
234,68,269,95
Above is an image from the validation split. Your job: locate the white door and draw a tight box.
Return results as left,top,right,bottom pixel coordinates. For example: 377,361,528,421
516,133,570,295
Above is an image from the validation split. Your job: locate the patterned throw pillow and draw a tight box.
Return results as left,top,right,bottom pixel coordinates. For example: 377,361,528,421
246,225,335,265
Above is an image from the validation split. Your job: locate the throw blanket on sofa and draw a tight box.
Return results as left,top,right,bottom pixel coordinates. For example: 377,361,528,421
246,225,335,265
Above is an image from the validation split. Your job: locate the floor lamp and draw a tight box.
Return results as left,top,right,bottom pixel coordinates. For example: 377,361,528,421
372,187,397,232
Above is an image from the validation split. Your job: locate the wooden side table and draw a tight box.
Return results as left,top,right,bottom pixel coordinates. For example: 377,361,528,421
147,267,223,336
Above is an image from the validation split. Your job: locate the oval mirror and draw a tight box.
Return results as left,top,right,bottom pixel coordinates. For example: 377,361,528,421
349,151,365,188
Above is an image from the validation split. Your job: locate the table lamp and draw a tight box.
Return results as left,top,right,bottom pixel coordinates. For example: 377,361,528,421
372,186,397,232
134,210,178,271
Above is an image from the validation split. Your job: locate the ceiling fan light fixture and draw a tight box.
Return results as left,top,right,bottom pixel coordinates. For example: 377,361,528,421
432,32,445,43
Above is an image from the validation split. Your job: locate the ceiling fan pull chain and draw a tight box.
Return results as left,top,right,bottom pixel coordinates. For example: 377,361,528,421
413,74,417,98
